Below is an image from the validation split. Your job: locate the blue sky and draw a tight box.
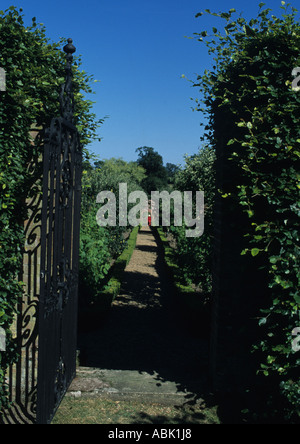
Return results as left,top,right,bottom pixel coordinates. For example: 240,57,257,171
1,0,296,165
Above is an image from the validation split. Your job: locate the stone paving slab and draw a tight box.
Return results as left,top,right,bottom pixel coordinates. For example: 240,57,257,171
68,367,204,406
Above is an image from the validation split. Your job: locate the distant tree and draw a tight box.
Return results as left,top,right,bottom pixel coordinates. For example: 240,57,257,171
94,160,104,170
136,146,168,194
101,158,146,187
81,157,146,214
165,162,180,187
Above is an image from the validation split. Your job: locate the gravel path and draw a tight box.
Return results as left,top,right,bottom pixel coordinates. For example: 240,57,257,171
75,226,209,403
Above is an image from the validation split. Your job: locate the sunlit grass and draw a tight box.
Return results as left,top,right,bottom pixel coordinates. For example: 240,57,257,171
52,396,220,425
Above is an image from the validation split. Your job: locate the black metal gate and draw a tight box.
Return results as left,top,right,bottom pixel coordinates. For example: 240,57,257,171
36,39,82,424
1,39,82,425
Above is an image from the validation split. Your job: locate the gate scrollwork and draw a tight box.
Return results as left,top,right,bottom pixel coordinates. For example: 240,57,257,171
2,39,82,425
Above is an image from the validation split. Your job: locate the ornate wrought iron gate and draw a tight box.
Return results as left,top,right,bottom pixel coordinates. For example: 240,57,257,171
37,39,82,424
1,39,82,424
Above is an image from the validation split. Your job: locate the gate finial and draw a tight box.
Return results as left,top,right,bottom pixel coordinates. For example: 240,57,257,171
63,38,76,56
60,38,76,122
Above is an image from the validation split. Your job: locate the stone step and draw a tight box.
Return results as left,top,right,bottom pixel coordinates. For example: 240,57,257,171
68,367,205,406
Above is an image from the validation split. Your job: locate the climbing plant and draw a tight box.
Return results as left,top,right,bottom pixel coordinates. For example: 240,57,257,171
192,2,300,420
0,6,103,410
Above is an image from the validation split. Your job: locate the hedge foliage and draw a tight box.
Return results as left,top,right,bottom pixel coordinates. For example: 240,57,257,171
193,2,299,420
0,7,102,410
155,227,208,312
98,225,140,307
170,145,216,294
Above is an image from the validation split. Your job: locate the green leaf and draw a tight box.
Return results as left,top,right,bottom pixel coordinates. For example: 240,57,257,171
251,248,260,257
227,139,236,145
293,294,300,304
259,317,267,326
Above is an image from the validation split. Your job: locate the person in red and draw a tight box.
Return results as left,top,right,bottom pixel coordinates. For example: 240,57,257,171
148,214,151,226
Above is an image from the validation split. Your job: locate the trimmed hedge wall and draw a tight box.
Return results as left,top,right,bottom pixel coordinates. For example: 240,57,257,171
193,4,300,421
78,225,140,330
98,225,140,306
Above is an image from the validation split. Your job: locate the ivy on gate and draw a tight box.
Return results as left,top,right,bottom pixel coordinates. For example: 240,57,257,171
192,2,300,420
0,7,103,410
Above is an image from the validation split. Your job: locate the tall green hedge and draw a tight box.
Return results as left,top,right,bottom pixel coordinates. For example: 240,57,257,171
193,3,299,420
171,145,216,294
0,7,102,410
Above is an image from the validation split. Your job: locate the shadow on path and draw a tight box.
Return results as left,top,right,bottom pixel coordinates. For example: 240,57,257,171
77,227,210,410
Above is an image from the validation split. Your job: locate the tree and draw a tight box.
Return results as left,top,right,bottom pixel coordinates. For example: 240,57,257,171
165,162,180,187
136,146,168,194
